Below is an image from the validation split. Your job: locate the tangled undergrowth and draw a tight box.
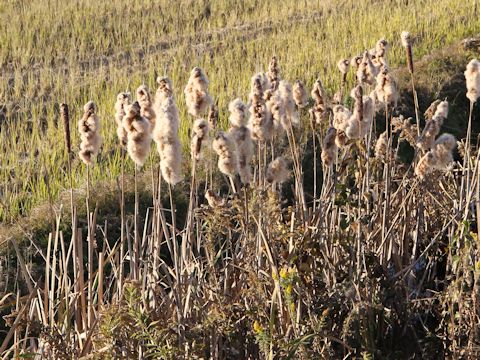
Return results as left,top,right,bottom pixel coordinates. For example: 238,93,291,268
2,30,480,359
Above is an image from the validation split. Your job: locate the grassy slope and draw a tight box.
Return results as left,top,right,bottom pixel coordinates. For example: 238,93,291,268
0,0,478,229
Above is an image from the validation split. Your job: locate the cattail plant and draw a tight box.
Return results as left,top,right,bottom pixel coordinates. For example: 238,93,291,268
424,99,442,121
401,31,420,136
212,131,239,178
374,38,389,66
321,127,337,167
465,59,480,103
123,101,152,167
264,88,287,134
278,80,299,127
401,31,414,74
228,99,253,184
208,102,219,130
461,59,480,202
212,131,239,192
350,54,362,70
310,79,329,126
266,156,289,184
77,100,102,326
416,100,448,151
154,77,183,185
293,80,308,109
415,133,456,178
356,50,378,85
337,58,350,96
114,92,131,147
375,131,388,161
191,119,210,161
332,104,352,147
267,56,280,90
78,101,102,165
345,88,374,140
184,67,213,118
136,85,156,128
249,76,272,142
374,65,398,108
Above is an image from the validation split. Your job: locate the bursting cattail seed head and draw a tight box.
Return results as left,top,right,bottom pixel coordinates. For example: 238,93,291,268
212,131,239,177
293,80,308,108
249,80,272,142
374,65,398,107
321,127,337,166
266,157,289,184
229,98,248,128
114,92,131,147
136,85,156,127
464,59,480,103
229,125,254,184
123,101,152,167
375,131,388,161
278,80,299,126
356,51,378,85
208,103,219,130
78,101,102,165
154,76,183,184
415,133,456,178
337,59,350,75
424,99,441,121
267,56,280,90
191,119,210,161
184,67,213,118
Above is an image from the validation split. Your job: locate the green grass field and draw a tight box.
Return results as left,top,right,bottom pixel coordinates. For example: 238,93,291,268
0,0,478,226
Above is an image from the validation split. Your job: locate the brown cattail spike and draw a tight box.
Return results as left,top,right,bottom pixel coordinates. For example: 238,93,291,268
60,103,71,154
401,31,414,74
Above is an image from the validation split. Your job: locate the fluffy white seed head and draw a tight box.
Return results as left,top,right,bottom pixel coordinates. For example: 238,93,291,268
136,84,156,127
375,131,388,161
311,79,327,105
154,77,180,142
114,92,131,147
337,59,350,74
158,135,183,185
356,51,378,85
278,80,299,126
415,133,456,178
266,157,289,184
78,101,102,165
464,59,480,103
123,101,152,167
229,98,248,128
212,131,239,177
229,126,254,184
401,31,412,48
293,80,308,108
321,127,337,166
374,65,398,107
267,56,280,90
153,77,183,184
184,67,213,118
433,100,449,125
249,85,273,142
191,119,210,161
332,105,352,132
375,38,389,60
